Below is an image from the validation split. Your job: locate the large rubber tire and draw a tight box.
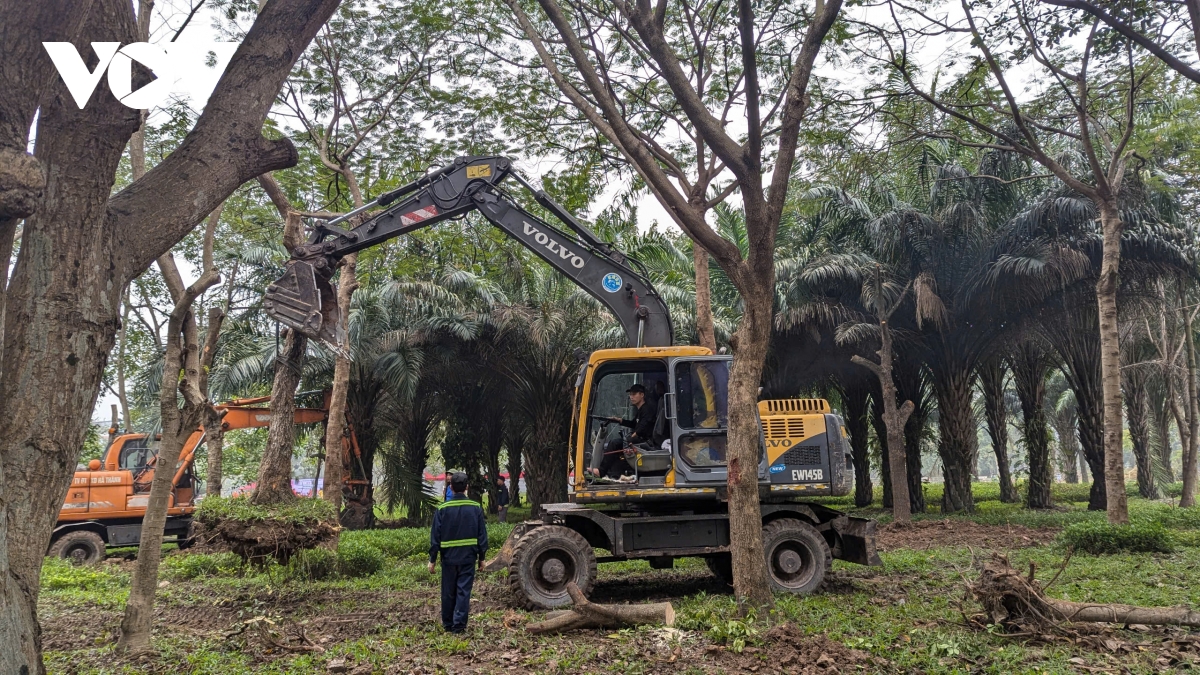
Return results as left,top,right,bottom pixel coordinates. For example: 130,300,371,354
705,553,733,585
508,525,597,610
762,519,831,595
48,531,106,565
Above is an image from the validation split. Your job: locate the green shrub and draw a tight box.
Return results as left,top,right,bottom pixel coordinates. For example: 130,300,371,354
1059,520,1175,554
41,558,124,592
162,552,243,580
342,528,429,559
287,547,338,581
337,539,386,577
195,495,337,526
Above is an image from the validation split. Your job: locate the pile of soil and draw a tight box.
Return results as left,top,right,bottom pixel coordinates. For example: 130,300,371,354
194,515,338,565
876,519,1058,552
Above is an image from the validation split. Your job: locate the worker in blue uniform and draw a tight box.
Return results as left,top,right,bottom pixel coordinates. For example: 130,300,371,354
428,472,488,633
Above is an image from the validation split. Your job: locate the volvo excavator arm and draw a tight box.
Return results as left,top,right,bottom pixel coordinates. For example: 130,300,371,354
264,156,673,350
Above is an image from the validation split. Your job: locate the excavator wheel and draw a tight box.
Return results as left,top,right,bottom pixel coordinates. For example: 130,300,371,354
48,531,106,565
508,525,596,610
762,519,831,595
704,553,733,585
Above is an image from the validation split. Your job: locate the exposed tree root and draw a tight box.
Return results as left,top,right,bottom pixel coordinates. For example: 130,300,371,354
970,554,1200,630
526,582,675,634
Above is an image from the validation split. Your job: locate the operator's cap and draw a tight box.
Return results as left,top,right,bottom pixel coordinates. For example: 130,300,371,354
626,383,646,394
450,471,468,488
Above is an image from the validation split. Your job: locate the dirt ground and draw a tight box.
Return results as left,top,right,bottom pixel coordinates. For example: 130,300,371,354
875,519,1059,553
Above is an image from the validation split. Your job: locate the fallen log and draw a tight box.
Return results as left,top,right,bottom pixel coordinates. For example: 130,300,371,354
525,582,675,634
972,554,1200,629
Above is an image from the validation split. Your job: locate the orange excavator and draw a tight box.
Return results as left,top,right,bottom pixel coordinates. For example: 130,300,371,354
50,396,363,564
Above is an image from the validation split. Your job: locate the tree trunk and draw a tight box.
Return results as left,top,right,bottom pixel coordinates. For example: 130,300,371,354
1052,401,1081,485
870,388,892,509
1180,311,1198,507
842,383,873,507
253,329,306,505
694,244,716,351
726,299,772,610
1124,371,1158,499
204,409,226,498
523,432,568,514
0,6,139,670
979,359,1019,503
120,218,220,651
1011,345,1052,509
118,309,208,653
322,255,357,513
1095,205,1128,524
506,435,524,508
323,164,364,513
1150,385,1175,483
893,357,927,513
0,1,342,669
929,360,977,513
852,320,913,523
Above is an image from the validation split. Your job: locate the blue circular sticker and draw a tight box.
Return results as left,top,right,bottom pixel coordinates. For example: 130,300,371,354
602,273,623,293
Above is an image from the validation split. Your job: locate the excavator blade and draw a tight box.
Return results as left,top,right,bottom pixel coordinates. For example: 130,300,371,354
264,260,346,354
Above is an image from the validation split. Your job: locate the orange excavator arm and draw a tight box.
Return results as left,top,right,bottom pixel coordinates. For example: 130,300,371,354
169,401,351,489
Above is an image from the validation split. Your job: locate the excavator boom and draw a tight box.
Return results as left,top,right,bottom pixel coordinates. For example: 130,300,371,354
264,156,672,350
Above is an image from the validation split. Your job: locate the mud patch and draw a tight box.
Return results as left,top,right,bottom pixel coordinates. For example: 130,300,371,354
877,519,1058,552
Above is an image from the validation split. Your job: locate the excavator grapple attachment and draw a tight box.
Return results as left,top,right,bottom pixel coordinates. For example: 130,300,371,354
264,259,344,350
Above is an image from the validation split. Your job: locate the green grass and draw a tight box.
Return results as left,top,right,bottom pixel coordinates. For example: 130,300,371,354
39,482,1200,674
195,495,337,526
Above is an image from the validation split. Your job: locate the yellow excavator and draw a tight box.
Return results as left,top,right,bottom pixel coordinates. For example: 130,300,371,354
265,156,879,609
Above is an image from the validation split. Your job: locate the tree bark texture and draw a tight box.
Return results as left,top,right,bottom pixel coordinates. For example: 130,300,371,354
979,359,1019,502
204,410,227,498
253,329,306,504
693,244,716,351
841,382,873,508
1123,370,1158,499
1181,311,1199,507
726,300,773,610
322,255,357,512
1095,206,1128,524
1011,345,1052,509
0,1,341,671
929,360,977,513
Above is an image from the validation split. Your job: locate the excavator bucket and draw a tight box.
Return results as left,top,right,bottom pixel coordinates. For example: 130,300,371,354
263,260,345,352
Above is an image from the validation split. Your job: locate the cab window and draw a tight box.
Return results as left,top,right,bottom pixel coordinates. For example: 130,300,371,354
674,360,730,429
118,437,158,471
